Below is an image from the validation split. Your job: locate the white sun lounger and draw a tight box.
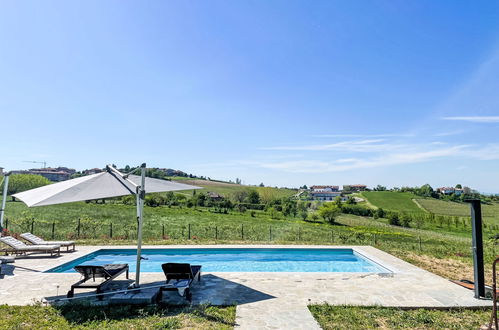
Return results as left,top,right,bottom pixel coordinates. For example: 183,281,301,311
20,233,75,252
0,236,60,256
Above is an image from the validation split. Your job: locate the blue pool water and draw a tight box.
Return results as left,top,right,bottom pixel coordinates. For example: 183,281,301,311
47,248,391,273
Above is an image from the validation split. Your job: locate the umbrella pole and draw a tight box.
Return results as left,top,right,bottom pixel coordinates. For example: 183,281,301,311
134,163,146,287
0,173,10,235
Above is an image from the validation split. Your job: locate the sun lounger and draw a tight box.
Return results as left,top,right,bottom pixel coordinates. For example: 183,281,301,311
20,233,75,252
67,264,129,298
159,263,202,302
0,236,60,256
0,256,15,263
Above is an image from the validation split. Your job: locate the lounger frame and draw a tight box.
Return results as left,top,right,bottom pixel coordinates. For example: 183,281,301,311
159,263,202,302
67,264,129,299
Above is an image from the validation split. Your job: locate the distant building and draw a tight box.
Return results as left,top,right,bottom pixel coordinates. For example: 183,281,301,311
207,192,224,201
437,187,463,196
310,191,342,201
343,184,367,192
84,168,103,175
310,185,341,201
11,167,75,182
310,185,339,192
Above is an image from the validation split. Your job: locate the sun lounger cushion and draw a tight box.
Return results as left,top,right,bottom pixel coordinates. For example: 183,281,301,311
20,233,75,247
0,236,60,251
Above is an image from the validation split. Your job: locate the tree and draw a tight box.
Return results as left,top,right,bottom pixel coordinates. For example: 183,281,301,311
418,184,434,198
374,208,386,219
374,185,387,191
346,196,356,205
231,190,248,203
334,196,342,207
235,178,242,185
318,203,341,224
300,210,308,221
6,174,51,195
246,190,260,204
455,184,462,189
388,213,400,226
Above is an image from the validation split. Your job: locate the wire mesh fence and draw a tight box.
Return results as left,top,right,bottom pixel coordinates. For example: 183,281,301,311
4,216,497,261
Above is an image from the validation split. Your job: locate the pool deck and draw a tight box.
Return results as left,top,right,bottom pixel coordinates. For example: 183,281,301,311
0,245,493,329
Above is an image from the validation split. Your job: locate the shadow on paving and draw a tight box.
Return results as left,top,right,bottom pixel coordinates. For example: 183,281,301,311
44,274,275,306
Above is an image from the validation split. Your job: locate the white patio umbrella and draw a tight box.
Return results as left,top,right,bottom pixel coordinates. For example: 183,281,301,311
12,164,201,286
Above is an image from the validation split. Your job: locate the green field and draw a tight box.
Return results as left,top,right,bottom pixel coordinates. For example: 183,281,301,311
416,198,499,225
170,178,297,200
3,198,497,267
361,191,424,213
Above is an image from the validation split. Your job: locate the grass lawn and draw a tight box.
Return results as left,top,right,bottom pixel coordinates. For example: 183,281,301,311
0,303,236,329
361,191,424,213
308,304,492,330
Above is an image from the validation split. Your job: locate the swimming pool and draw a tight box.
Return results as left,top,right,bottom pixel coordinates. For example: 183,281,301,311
47,248,391,273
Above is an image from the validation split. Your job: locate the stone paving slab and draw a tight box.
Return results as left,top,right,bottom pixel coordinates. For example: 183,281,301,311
0,245,494,329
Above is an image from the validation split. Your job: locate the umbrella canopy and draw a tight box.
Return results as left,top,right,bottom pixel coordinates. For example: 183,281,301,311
11,165,202,288
13,171,200,207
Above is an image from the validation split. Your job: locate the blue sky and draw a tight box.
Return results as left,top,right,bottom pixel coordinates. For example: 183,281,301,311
2,1,499,192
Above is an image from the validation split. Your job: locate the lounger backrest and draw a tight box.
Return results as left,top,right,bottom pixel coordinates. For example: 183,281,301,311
74,265,110,280
162,263,194,281
20,233,45,244
0,236,28,249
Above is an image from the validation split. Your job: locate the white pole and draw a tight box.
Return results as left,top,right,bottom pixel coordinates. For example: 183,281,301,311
0,174,10,235
134,163,146,287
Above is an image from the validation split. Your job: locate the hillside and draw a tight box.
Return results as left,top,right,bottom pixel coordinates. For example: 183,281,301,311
416,198,499,226
170,178,297,199
360,191,424,213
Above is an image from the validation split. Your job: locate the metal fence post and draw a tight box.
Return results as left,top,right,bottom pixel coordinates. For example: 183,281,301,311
241,224,244,240
269,226,272,241
77,218,80,238
188,224,191,240
52,222,55,239
162,224,165,238
110,223,113,238
215,226,218,240
31,219,34,234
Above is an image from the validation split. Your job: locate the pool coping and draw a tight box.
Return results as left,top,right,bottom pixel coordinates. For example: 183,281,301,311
42,245,398,274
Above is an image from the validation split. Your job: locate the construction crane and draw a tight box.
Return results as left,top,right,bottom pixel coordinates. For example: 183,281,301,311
23,160,47,168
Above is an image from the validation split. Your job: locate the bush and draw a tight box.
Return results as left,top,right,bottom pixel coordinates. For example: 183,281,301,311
235,203,265,210
341,205,373,217
318,203,341,224
388,213,400,226
6,174,51,195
